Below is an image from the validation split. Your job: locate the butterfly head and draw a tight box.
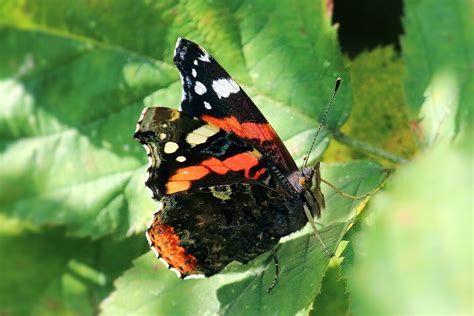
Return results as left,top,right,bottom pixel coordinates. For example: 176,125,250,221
296,162,325,218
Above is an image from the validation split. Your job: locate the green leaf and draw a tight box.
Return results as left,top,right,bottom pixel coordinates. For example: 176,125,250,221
345,136,472,315
310,261,350,316
0,0,350,239
101,161,387,315
401,0,473,138
0,217,147,316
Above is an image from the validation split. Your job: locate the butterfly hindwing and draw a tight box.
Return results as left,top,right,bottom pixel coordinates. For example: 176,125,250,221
134,107,274,199
174,38,298,174
146,182,307,278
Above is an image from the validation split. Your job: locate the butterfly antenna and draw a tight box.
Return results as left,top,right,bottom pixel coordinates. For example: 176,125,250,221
302,77,342,169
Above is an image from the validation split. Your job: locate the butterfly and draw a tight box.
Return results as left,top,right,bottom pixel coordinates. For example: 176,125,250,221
134,38,328,285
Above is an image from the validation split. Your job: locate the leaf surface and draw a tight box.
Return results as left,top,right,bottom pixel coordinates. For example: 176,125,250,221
0,0,350,239
401,0,472,136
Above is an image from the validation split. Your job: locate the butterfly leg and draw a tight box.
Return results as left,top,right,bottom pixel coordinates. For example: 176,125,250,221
320,170,390,201
266,247,280,294
303,204,333,257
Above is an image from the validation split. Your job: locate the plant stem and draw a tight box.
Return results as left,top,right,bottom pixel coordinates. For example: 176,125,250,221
330,129,409,164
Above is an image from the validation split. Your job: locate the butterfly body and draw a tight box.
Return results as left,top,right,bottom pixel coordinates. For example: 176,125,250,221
134,38,325,278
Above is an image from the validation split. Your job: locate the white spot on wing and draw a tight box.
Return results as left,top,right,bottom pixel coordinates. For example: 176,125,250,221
204,101,212,110
164,141,179,154
135,108,148,132
146,187,154,198
194,81,207,95
174,37,182,58
198,52,210,62
193,124,220,137
186,124,219,146
159,258,170,268
145,230,153,245
184,274,206,280
179,73,187,102
138,108,147,121
170,267,182,278
212,78,240,98
176,156,186,162
144,144,151,155
193,60,198,65
159,133,167,140
151,246,160,258
192,68,197,77
186,133,207,146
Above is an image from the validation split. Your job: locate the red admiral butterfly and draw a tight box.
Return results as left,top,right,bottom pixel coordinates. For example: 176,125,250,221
134,38,332,287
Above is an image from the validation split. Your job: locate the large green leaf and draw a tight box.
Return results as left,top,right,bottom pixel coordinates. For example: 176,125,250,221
0,0,350,239
345,135,472,315
101,161,387,315
401,0,473,137
0,215,147,316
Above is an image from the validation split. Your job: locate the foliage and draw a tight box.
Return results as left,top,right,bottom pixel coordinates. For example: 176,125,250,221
0,0,471,315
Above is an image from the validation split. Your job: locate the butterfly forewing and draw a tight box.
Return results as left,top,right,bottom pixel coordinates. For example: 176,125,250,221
134,107,277,199
174,38,298,174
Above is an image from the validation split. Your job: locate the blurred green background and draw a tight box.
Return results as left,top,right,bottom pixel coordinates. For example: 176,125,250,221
0,0,472,315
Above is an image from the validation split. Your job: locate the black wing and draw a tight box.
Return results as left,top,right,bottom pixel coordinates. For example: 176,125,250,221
146,183,307,278
173,38,298,174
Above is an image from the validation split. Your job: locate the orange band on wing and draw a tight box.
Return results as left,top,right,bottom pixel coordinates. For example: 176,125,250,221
201,157,228,174
169,166,210,181
166,152,266,194
166,181,192,193
221,152,260,179
201,114,276,143
147,219,199,276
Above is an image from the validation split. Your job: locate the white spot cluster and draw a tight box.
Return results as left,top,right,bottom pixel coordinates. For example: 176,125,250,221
186,124,220,146
198,52,210,62
145,187,206,280
212,78,240,98
194,81,207,95
164,141,179,154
